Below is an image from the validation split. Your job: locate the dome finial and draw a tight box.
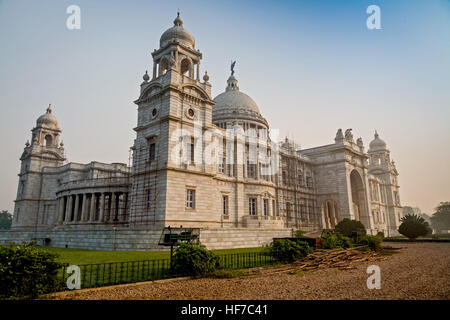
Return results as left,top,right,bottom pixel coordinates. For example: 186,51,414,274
47,103,52,114
143,70,150,82
174,10,183,26
203,71,209,83
374,129,379,138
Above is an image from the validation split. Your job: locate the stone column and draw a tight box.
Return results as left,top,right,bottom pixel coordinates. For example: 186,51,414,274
110,193,116,222
64,195,73,223
81,194,88,222
73,195,80,222
98,193,105,222
196,61,200,80
121,193,128,221
57,197,64,224
89,194,96,222
152,62,157,79
257,195,262,216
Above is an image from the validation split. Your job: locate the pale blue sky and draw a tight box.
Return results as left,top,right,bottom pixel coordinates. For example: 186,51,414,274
0,0,449,214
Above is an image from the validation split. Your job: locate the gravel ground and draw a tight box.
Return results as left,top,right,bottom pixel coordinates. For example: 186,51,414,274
49,243,450,300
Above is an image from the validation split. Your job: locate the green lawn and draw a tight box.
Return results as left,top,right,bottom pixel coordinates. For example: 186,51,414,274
38,246,265,265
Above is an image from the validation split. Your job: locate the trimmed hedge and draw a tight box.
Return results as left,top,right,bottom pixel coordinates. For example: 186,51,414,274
321,233,353,249
335,218,366,238
171,242,219,277
268,239,313,263
356,235,382,251
0,242,64,299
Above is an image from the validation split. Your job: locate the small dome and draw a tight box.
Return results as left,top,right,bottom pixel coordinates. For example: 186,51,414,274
213,74,268,128
160,13,195,49
37,104,59,129
369,131,387,151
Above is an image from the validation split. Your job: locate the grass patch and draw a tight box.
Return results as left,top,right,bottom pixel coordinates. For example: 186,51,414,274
32,246,267,265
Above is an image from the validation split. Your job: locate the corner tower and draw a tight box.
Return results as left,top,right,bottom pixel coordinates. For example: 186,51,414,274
368,131,402,235
129,13,215,227
12,105,66,229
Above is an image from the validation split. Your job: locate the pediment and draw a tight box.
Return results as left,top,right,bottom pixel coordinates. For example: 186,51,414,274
137,83,164,102
180,83,211,101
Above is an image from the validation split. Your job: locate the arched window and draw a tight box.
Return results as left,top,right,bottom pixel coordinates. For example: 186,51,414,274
45,135,53,147
180,58,191,76
160,58,169,76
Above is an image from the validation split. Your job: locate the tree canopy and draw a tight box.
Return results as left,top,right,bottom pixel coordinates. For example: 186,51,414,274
398,214,431,240
0,211,12,230
430,202,450,233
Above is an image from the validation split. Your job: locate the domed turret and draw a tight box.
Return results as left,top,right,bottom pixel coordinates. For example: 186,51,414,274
160,12,195,49
369,130,387,151
36,104,59,129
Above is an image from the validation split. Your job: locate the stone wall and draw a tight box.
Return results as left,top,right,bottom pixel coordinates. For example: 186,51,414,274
0,227,293,251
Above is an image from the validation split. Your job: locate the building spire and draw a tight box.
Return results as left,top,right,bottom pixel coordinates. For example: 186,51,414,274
174,11,183,26
47,103,52,114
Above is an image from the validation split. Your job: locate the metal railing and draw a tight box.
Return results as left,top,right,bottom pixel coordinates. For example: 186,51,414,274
59,250,276,290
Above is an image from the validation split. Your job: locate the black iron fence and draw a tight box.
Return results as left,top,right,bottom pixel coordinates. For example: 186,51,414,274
59,250,277,290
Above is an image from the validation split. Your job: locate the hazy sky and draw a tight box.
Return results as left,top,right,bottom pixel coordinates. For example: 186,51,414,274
0,0,449,215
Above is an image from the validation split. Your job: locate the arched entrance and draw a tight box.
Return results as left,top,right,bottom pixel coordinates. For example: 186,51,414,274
322,200,339,229
350,170,367,223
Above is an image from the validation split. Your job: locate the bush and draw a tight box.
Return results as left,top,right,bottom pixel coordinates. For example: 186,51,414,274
171,242,219,277
356,235,383,251
376,231,385,239
0,242,64,299
268,239,313,263
321,233,353,249
335,218,367,238
294,230,307,237
398,214,432,240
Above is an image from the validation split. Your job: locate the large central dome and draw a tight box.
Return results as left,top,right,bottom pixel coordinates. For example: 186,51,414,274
213,74,268,129
160,13,195,49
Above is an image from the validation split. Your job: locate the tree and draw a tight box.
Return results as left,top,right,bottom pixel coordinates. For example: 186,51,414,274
0,210,12,230
334,218,366,238
398,214,431,240
430,202,450,233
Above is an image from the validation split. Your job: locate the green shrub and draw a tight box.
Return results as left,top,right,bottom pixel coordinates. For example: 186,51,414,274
171,242,219,277
398,214,432,240
356,235,383,251
321,233,353,249
294,230,307,237
0,242,64,299
335,218,366,238
376,231,385,239
268,239,313,263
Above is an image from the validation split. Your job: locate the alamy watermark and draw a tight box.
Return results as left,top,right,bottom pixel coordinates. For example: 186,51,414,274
66,5,81,30
366,265,381,289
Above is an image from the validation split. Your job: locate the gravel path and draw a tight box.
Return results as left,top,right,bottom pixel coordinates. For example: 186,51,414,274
49,243,450,300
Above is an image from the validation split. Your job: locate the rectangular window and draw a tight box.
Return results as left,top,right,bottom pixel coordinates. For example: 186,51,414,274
298,174,304,186
146,189,151,209
219,157,225,173
247,162,256,178
186,189,195,209
273,200,276,216
249,198,257,216
306,176,313,188
149,143,156,161
222,195,229,215
189,137,195,163
263,199,268,216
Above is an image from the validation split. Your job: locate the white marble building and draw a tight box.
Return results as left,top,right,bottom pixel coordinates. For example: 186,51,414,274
2,14,402,250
